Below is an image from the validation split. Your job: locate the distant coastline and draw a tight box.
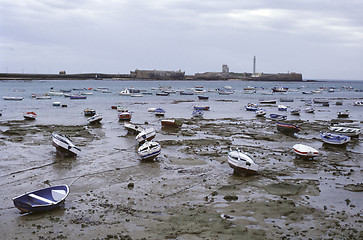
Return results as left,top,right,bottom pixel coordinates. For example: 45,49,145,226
0,71,303,82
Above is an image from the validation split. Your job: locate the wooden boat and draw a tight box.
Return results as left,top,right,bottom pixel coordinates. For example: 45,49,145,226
137,141,161,161
52,132,81,157
87,114,103,124
193,105,210,111
3,96,24,101
293,144,319,158
269,114,287,121
328,126,360,137
255,109,266,117
124,122,144,135
136,127,156,145
245,103,258,111
227,149,258,175
337,110,349,118
84,108,96,116
13,185,70,213
320,132,351,145
23,111,37,120
276,122,301,133
154,108,166,116
192,109,204,117
161,119,183,128
278,104,287,111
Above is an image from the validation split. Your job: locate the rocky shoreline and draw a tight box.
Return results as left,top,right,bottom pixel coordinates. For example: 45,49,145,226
0,117,362,239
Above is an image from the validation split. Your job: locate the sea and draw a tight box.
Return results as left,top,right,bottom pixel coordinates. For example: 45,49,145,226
1,79,363,126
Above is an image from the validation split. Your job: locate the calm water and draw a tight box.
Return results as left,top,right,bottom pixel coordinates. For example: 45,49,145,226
1,79,363,126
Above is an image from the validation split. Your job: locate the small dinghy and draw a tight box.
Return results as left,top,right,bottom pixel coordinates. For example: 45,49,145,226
320,132,351,145
52,132,81,157
192,109,204,118
255,108,266,117
305,106,315,113
23,111,37,120
290,108,301,115
198,96,209,100
328,126,360,137
124,122,144,135
245,103,258,111
293,144,319,158
269,114,287,121
137,141,161,161
194,105,210,111
276,122,301,134
227,149,258,175
118,110,132,121
13,185,70,213
87,114,103,124
136,127,156,145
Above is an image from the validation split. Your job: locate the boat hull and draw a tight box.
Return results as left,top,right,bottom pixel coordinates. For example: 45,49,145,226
293,144,319,157
138,141,161,160
320,132,351,145
136,128,156,144
52,133,81,157
277,122,301,133
227,150,258,175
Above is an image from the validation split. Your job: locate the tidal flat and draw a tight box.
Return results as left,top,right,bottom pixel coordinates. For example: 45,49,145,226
0,117,362,240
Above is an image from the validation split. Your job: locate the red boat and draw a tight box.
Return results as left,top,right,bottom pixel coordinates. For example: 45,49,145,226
23,111,37,120
276,122,301,133
118,111,132,121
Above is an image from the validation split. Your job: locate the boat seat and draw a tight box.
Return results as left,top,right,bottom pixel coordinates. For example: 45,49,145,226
29,193,55,204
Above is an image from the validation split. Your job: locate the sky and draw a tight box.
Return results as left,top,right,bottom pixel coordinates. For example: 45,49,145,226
1,0,363,80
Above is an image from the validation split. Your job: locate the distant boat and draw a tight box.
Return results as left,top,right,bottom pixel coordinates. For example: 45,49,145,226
278,105,287,111
272,86,288,92
52,132,81,157
70,95,87,99
84,108,96,116
194,105,210,111
180,91,194,95
255,109,266,117
305,106,315,113
320,132,351,145
290,108,301,115
337,110,349,118
353,101,363,106
269,114,287,121
259,99,277,104
13,185,70,213
245,103,258,111
192,109,204,117
154,108,166,116
52,102,61,106
3,96,24,101
23,111,37,120
293,144,319,158
276,122,301,134
137,141,161,161
198,95,209,100
227,148,258,175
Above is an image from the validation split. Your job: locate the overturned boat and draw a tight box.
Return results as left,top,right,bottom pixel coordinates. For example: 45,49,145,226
52,132,81,157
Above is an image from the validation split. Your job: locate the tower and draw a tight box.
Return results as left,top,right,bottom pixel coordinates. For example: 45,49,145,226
253,56,256,75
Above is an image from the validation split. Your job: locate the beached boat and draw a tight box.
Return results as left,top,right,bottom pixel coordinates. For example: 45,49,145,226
278,104,287,111
193,105,210,111
136,127,156,145
147,107,157,112
87,114,103,124
337,110,349,118
118,111,132,121
70,95,87,99
293,144,319,158
137,141,161,161
161,119,183,128
13,185,70,213
36,95,51,99
198,95,209,100
255,109,266,117
328,126,360,137
276,122,301,133
192,109,204,118
179,91,194,95
227,149,258,175
3,96,24,101
272,86,288,92
245,103,258,111
52,132,81,157
320,132,351,145
280,98,294,102
23,111,37,120
305,106,315,113
48,91,64,96
269,114,287,121
124,122,144,135
290,108,301,115
84,108,96,116
353,101,363,106
156,92,169,96
118,89,132,96
154,108,166,116
313,99,329,104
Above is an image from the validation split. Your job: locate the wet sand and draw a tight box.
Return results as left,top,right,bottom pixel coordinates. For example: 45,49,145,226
0,117,362,239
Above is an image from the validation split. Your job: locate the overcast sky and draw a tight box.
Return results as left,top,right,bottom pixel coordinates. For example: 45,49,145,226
1,0,362,80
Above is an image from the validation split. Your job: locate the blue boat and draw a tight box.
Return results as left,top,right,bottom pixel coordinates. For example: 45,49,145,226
245,103,258,111
154,108,166,116
13,185,70,213
321,132,351,145
269,114,287,121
